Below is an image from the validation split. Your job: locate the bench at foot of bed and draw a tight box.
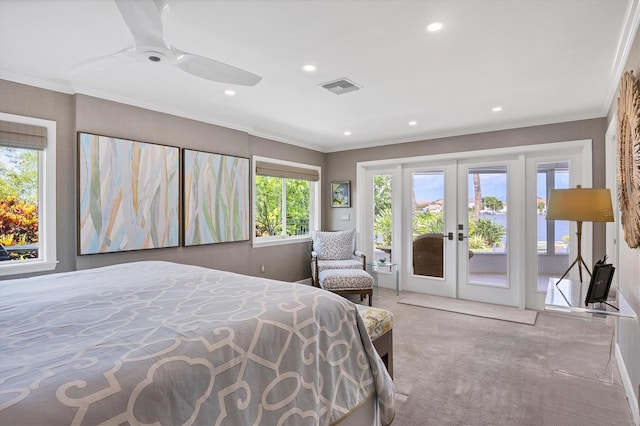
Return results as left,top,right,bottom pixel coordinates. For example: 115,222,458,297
356,305,394,379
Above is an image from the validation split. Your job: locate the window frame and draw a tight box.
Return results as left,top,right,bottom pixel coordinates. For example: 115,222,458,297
252,156,320,248
0,113,57,276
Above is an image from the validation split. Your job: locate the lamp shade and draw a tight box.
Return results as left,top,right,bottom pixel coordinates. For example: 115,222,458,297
546,187,614,222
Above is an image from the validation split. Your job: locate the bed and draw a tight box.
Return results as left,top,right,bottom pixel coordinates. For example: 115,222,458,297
0,261,395,425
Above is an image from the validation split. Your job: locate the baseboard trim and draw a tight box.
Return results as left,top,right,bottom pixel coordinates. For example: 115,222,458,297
616,342,640,426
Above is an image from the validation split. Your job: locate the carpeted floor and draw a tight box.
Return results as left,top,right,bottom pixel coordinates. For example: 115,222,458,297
369,288,633,426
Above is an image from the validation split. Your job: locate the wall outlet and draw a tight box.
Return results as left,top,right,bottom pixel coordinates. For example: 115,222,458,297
341,214,350,221
260,265,265,273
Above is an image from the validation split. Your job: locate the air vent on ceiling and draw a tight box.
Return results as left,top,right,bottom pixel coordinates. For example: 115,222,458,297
320,78,362,95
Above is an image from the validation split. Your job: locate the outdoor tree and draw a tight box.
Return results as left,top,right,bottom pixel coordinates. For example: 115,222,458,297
373,175,392,217
373,175,392,244
285,179,310,236
0,147,38,202
0,147,39,255
472,173,481,222
474,218,506,248
413,210,444,236
482,196,503,211
374,208,392,245
255,176,310,237
255,176,282,236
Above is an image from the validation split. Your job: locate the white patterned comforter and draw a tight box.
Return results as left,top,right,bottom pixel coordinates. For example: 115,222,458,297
0,261,395,425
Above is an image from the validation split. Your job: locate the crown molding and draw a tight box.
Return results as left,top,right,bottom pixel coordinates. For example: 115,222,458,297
603,0,640,112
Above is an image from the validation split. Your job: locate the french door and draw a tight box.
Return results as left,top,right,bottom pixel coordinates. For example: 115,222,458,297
403,163,457,297
403,158,521,307
456,158,522,307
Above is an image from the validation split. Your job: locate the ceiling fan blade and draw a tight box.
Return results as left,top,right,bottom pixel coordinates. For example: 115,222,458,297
174,48,262,86
66,47,134,75
114,0,166,47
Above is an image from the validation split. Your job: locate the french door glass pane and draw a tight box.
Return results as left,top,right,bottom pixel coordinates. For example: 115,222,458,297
411,172,445,278
536,162,570,291
373,174,393,262
467,166,508,287
286,179,310,236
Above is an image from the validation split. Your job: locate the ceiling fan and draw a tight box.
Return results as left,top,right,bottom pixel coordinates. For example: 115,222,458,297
70,0,262,86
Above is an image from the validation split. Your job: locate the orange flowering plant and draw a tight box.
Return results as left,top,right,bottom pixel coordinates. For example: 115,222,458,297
0,196,38,259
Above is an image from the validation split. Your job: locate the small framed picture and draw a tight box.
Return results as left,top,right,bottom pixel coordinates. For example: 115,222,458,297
331,181,351,208
584,263,615,305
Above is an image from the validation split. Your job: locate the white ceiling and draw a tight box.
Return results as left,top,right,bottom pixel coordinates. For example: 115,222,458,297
1,0,638,153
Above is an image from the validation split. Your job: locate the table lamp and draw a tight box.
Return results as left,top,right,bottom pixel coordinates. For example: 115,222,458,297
546,185,614,286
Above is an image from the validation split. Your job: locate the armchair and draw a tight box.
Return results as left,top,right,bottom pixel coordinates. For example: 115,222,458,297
310,229,366,287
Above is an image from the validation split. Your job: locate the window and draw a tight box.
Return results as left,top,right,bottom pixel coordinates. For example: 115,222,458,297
0,113,56,276
253,157,320,246
373,173,393,262
536,161,570,291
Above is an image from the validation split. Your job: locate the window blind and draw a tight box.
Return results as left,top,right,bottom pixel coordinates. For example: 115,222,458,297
0,120,48,150
256,160,319,181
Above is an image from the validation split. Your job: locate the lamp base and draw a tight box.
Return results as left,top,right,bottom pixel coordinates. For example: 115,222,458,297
555,256,592,307
554,222,592,306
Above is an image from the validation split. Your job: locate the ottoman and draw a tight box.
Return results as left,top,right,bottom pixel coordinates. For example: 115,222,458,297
318,268,374,306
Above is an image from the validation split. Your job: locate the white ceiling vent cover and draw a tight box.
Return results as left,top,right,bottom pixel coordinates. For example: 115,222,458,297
320,78,362,95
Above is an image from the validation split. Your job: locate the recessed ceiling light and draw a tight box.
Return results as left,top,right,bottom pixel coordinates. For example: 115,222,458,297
344,131,352,136
224,89,236,96
426,22,444,32
492,106,503,112
409,121,418,126
302,64,317,72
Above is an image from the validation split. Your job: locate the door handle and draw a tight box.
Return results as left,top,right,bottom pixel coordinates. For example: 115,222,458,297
458,232,468,241
444,232,454,241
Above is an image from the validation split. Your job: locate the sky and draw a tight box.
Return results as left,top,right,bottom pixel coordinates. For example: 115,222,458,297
413,172,570,203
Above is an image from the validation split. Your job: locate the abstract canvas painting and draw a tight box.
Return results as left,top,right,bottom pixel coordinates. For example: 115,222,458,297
183,149,250,245
78,133,179,254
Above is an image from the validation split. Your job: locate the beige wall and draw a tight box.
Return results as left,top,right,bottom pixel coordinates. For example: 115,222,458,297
607,22,640,421
0,80,325,282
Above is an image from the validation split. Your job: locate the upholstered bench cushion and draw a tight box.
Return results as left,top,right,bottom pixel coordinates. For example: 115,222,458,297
356,305,394,341
319,268,373,291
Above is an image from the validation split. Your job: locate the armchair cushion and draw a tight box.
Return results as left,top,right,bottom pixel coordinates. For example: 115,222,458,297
312,229,355,260
311,258,363,280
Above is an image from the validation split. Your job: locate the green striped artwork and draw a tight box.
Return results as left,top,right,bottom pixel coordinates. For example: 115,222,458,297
78,133,179,254
183,149,249,245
